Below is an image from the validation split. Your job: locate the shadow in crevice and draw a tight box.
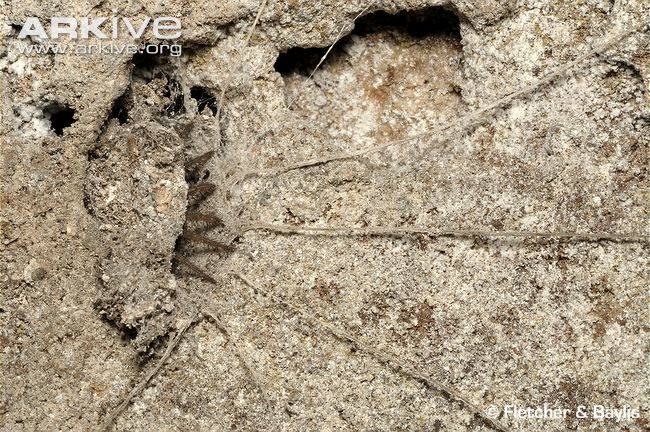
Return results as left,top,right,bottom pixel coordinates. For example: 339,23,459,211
108,89,132,125
274,6,461,77
190,86,218,115
44,102,77,136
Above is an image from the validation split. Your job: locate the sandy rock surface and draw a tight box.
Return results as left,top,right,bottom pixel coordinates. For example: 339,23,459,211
1,0,648,431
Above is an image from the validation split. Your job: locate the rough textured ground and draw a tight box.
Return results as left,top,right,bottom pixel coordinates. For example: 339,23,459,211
1,0,648,431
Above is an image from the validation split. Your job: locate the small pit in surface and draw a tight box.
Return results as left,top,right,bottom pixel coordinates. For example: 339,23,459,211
190,86,218,115
108,90,132,125
44,102,77,136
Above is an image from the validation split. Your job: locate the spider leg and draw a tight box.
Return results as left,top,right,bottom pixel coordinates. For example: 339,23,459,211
173,254,218,285
185,211,225,228
185,151,215,174
188,182,216,196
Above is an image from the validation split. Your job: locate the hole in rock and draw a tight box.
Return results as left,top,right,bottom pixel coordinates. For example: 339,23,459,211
275,6,464,147
274,6,461,76
44,102,76,136
190,86,218,115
